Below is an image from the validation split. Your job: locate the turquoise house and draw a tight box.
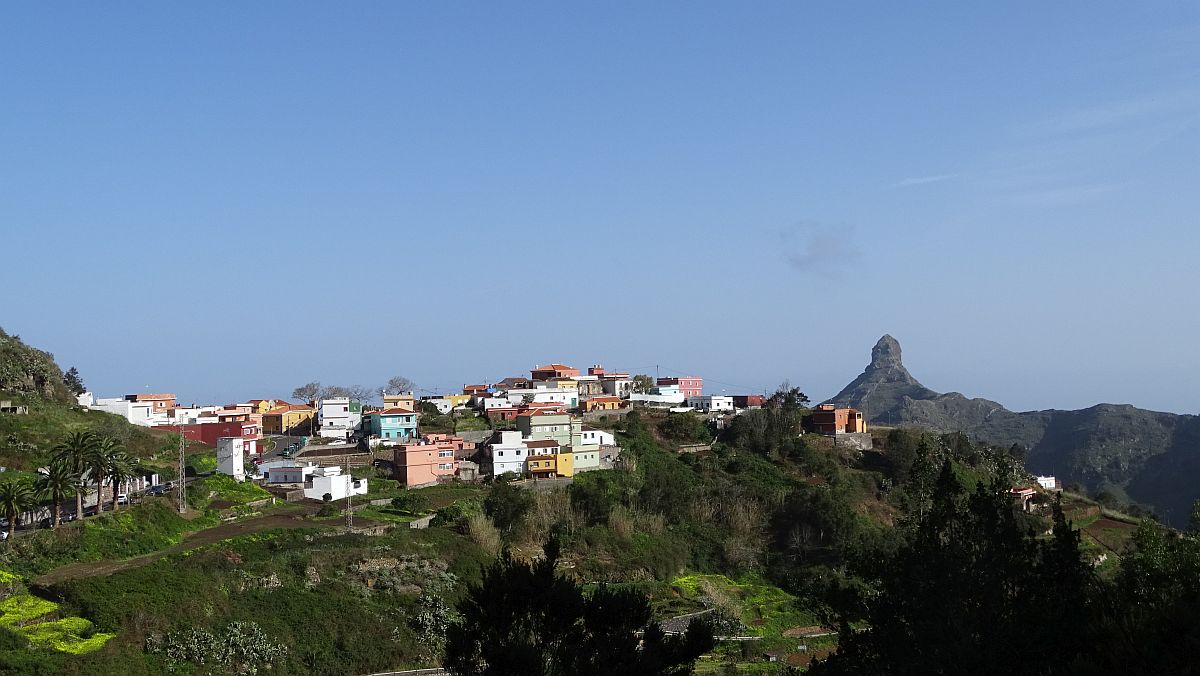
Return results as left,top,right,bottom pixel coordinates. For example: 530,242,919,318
363,408,418,442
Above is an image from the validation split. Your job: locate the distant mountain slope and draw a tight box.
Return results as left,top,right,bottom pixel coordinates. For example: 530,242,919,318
828,335,1200,527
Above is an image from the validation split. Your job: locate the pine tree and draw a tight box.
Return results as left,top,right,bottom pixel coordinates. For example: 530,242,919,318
62,367,86,395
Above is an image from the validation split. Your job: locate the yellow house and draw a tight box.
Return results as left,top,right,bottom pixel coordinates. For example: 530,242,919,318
582,396,624,412
262,404,316,435
549,378,579,391
443,394,472,408
383,393,416,412
246,399,285,414
525,440,574,478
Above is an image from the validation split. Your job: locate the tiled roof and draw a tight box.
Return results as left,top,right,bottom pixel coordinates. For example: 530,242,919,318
524,439,560,448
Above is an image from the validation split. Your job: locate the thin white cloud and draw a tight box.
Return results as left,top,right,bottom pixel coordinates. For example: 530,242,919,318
1021,89,1200,137
894,174,957,188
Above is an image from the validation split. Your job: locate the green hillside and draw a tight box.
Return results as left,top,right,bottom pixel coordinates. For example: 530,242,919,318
0,328,179,471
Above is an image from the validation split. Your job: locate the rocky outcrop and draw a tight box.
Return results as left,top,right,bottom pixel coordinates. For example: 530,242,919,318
0,327,72,403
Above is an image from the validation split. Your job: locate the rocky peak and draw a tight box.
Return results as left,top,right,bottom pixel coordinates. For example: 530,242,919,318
827,334,938,418
870,334,903,370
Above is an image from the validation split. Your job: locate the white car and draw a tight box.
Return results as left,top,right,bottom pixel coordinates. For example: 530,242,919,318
117,493,129,505
0,531,9,541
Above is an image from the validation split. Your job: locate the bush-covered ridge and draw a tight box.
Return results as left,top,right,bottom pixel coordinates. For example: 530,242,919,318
0,327,72,404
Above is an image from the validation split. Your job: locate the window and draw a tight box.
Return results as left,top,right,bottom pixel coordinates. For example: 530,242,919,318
498,451,504,457
439,450,453,457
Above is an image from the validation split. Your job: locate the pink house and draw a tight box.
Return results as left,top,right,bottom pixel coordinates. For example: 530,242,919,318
657,376,703,398
393,437,461,487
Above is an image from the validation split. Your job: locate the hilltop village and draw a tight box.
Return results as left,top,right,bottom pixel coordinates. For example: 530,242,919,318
73,363,878,503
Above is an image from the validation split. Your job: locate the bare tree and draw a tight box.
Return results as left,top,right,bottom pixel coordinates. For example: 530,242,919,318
385,375,415,395
321,385,353,399
346,385,376,404
293,382,322,404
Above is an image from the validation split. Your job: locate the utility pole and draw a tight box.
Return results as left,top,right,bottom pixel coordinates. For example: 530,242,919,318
345,456,353,530
177,423,187,514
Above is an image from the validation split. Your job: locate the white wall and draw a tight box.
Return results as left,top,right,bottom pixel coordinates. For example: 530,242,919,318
487,431,529,477
425,398,454,414
318,398,361,438
304,467,368,501
602,379,632,397
216,437,248,481
630,392,685,406
687,396,734,412
580,429,615,446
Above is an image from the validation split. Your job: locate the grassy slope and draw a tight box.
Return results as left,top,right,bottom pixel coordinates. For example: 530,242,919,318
0,391,179,470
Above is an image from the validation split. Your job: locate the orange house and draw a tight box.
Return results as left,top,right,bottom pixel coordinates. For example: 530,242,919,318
808,404,867,434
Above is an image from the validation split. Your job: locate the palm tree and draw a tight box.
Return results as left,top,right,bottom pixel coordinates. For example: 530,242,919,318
0,479,34,534
51,431,97,520
107,451,137,512
85,438,121,516
35,459,77,528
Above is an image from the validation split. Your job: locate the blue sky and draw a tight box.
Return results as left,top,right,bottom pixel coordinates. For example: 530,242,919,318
2,3,1198,413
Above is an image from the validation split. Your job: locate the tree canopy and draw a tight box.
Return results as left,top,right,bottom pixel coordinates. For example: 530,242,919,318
444,540,714,676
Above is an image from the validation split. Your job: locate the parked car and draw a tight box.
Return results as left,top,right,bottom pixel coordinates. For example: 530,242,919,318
0,531,8,541
116,493,129,505
148,485,166,496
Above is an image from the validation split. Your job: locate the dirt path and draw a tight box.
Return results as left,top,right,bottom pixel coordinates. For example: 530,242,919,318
34,512,326,587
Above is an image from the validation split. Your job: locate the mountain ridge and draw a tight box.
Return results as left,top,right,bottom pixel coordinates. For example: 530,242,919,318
828,335,1200,527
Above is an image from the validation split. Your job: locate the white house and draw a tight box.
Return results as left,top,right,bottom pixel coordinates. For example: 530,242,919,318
90,397,164,426
487,431,531,477
216,437,250,482
580,428,615,446
167,405,223,425
629,392,686,406
602,378,633,398
481,396,519,412
318,398,362,439
423,398,455,415
304,466,368,501
687,396,734,413
504,388,578,408
264,463,319,484
1035,476,1059,491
